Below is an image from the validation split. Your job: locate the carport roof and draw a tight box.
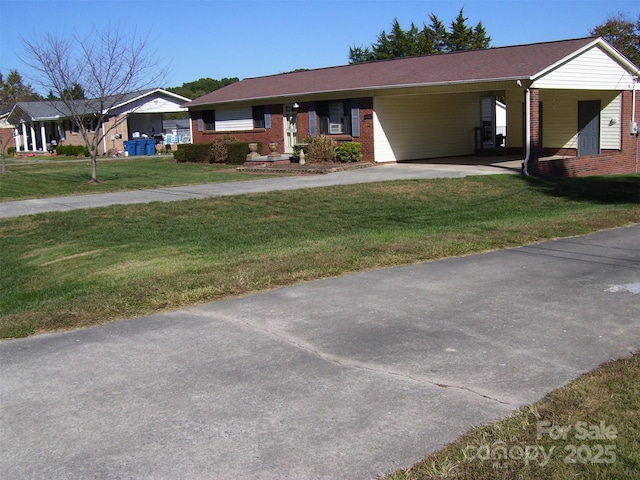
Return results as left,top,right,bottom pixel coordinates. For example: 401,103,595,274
186,37,632,108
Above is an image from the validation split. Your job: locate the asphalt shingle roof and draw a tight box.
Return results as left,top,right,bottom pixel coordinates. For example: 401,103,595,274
186,37,598,107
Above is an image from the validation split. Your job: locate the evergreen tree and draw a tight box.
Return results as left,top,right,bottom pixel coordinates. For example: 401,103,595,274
0,70,41,112
348,7,492,64
448,8,473,52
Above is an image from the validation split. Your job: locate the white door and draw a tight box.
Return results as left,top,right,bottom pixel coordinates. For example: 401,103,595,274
283,104,298,153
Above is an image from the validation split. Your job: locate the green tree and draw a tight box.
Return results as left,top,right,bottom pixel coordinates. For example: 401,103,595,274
590,13,640,67
0,70,41,112
348,7,491,64
167,77,239,100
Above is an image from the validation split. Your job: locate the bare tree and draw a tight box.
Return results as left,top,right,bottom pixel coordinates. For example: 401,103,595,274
23,25,163,182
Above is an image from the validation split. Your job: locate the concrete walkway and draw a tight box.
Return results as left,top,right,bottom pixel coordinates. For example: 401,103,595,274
1,225,638,479
0,161,520,218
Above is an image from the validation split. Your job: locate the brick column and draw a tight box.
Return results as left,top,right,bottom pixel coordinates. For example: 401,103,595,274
529,88,540,160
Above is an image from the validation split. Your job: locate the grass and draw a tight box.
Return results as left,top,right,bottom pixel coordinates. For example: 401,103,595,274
1,173,638,339
0,156,273,201
384,352,640,479
1,170,638,479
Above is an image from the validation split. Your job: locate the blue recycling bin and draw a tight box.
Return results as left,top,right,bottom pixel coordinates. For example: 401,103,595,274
145,139,156,156
124,141,136,157
135,139,145,156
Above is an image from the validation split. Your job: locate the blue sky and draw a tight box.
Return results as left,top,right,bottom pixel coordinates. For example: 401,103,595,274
1,0,638,94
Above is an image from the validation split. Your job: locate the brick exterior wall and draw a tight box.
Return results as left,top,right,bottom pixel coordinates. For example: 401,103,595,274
529,90,640,177
189,97,376,162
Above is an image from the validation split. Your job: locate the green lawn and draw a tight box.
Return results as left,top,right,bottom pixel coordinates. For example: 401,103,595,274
1,173,638,338
0,156,271,201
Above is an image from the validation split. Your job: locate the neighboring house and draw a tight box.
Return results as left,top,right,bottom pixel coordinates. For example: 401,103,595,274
6,88,190,155
162,119,191,146
184,37,640,177
0,111,15,155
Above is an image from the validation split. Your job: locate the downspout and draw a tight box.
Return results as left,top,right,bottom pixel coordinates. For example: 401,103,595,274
521,83,531,176
632,76,638,173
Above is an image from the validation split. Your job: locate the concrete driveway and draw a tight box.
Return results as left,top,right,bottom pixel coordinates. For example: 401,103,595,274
0,161,520,218
1,225,638,479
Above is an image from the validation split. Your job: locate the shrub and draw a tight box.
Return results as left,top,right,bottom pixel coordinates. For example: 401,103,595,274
227,142,262,165
335,142,363,163
210,134,238,163
55,145,89,157
173,143,212,163
7,147,16,156
291,143,309,163
307,135,336,163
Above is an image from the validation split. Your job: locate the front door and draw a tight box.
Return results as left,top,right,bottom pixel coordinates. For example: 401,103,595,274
283,104,298,153
577,101,600,156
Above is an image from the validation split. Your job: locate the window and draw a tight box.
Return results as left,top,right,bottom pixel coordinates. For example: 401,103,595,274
253,106,265,128
202,110,215,130
318,100,351,135
86,117,100,132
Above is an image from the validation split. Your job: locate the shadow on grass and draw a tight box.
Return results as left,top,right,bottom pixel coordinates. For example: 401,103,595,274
522,174,640,204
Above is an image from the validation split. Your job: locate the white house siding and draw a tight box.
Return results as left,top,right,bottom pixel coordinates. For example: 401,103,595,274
215,106,253,131
115,96,187,115
539,90,621,149
533,45,636,91
373,92,480,163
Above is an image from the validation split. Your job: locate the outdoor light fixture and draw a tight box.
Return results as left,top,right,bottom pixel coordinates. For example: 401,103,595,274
292,102,299,109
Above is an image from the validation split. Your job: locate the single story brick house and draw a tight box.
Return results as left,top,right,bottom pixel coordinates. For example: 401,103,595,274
7,88,190,155
184,37,639,177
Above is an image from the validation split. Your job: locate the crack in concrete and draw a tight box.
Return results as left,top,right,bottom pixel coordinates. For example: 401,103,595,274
186,308,514,406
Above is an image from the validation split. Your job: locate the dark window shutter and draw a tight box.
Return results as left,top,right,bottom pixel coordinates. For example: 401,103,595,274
351,100,360,137
196,111,203,132
308,102,316,137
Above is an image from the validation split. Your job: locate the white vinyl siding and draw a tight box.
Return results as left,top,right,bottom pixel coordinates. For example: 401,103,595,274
215,106,253,131
533,46,636,90
539,90,621,150
374,93,480,163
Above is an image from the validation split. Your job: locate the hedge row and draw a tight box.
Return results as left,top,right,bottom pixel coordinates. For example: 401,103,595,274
174,141,263,164
56,145,90,157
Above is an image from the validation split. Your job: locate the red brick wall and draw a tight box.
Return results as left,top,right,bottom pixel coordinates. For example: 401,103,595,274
530,90,640,177
189,97,375,161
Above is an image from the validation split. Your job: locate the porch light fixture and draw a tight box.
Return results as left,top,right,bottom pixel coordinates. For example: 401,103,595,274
292,102,299,109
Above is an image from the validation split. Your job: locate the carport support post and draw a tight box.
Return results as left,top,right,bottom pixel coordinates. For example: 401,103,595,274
527,88,541,173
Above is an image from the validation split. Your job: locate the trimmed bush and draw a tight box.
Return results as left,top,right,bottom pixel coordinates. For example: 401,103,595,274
7,147,16,156
55,145,89,157
227,142,262,165
173,143,212,163
335,142,363,163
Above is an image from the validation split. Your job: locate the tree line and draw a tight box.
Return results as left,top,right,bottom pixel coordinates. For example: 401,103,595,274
349,8,491,63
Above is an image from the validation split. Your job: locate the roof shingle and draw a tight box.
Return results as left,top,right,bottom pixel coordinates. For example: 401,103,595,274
187,37,598,107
